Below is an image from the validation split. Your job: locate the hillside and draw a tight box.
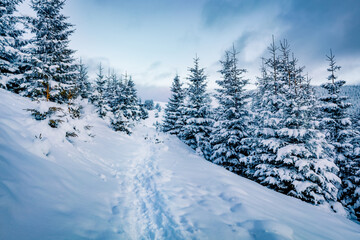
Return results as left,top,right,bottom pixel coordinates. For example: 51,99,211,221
0,89,360,240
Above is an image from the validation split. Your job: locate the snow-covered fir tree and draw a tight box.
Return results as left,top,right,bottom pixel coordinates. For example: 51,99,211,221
320,50,358,218
250,38,286,180
162,74,185,135
121,74,141,121
0,0,29,93
26,0,77,103
179,56,213,159
320,50,354,172
210,47,251,175
91,64,107,118
251,39,340,205
75,58,91,99
341,124,360,220
108,73,132,134
138,99,149,120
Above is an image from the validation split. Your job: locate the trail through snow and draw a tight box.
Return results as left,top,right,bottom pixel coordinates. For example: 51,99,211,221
1,90,360,240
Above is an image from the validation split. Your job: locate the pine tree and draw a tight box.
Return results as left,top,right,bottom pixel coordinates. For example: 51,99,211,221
250,38,287,181
91,64,107,118
210,47,251,175
121,74,141,122
76,58,91,99
179,56,213,159
341,127,360,220
251,40,340,205
163,74,185,135
26,0,77,103
320,50,354,173
109,73,131,134
138,99,149,120
320,50,358,218
0,0,29,93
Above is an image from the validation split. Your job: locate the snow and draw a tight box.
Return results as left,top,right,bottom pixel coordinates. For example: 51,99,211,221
1,89,360,239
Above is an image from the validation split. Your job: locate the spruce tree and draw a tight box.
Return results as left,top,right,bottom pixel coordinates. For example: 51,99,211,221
251,40,340,205
163,74,185,135
341,127,360,220
320,50,354,173
250,38,287,181
26,0,77,103
76,58,91,99
138,99,149,120
210,47,251,175
320,50,358,218
109,73,131,134
179,56,213,159
91,64,107,118
0,0,29,93
122,74,141,121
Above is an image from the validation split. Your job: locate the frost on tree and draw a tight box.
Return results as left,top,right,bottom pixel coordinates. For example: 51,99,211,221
341,126,360,221
91,64,107,118
89,66,142,133
210,46,251,175
26,0,77,103
75,58,91,99
121,74,141,122
179,57,213,159
251,39,340,206
107,72,132,135
320,50,358,219
163,74,185,135
0,0,29,93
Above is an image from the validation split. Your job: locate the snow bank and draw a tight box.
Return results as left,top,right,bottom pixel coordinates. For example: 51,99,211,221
0,89,359,239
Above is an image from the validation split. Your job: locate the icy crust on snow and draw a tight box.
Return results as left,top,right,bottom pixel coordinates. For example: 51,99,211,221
1,89,360,240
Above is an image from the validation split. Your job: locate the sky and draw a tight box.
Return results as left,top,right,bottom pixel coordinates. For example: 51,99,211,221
19,0,360,101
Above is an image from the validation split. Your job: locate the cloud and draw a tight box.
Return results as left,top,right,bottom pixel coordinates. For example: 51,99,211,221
136,85,171,102
201,0,288,29
147,61,162,71
200,0,360,85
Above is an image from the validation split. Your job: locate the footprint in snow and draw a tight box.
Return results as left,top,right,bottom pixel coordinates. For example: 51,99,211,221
238,219,294,240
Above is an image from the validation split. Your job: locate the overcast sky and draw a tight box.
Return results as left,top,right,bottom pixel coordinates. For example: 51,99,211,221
19,0,360,101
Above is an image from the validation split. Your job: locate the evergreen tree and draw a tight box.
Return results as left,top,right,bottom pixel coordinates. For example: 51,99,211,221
250,38,287,180
210,47,251,175
251,40,340,205
163,74,185,135
179,56,213,159
341,126,360,220
320,50,358,218
109,73,132,134
76,58,91,99
122,74,141,121
144,99,154,110
26,0,77,103
91,64,107,118
0,0,29,93
138,99,149,120
320,50,354,174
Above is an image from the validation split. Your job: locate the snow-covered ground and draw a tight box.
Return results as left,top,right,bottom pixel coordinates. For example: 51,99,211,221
0,89,360,240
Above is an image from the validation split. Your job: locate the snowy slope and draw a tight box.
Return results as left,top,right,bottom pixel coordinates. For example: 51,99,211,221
0,89,360,240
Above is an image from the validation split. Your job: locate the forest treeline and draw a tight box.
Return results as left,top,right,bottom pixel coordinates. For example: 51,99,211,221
162,42,360,222
1,0,148,134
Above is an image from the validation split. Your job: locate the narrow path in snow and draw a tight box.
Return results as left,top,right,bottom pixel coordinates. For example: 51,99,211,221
108,127,186,239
